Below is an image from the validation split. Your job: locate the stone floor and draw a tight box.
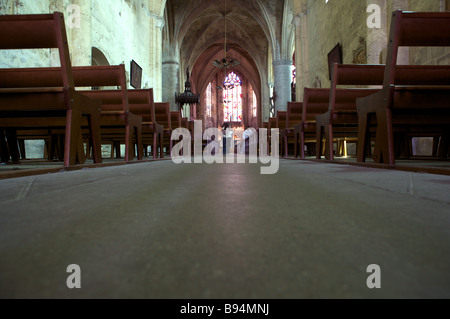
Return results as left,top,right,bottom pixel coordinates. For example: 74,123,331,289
0,158,449,298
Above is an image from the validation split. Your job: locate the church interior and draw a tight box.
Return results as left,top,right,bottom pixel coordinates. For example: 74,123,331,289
0,0,449,299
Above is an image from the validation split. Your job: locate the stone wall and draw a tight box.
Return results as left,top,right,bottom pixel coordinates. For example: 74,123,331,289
91,0,153,90
306,0,368,89
305,0,448,88
408,0,450,66
0,0,161,98
0,0,61,68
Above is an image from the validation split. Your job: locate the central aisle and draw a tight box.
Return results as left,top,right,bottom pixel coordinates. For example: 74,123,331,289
0,160,449,298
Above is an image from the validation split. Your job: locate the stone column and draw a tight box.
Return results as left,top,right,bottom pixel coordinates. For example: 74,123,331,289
148,14,164,102
293,12,309,102
273,60,292,113
162,60,179,111
70,0,92,67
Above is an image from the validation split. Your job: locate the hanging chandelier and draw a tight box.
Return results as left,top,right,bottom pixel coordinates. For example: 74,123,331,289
212,0,240,70
175,66,200,116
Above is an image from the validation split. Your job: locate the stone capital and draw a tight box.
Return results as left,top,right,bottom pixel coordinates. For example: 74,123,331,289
273,60,293,67
154,16,165,29
143,5,165,29
162,60,180,65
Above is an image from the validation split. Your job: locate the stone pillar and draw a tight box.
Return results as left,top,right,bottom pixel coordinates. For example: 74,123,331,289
273,60,292,113
148,14,164,102
162,60,179,111
292,12,310,102
70,0,92,67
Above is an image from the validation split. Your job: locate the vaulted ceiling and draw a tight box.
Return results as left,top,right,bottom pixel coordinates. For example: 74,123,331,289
163,0,298,97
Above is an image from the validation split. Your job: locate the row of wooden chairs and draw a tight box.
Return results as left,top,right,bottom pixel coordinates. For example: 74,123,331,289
270,10,450,164
0,12,190,166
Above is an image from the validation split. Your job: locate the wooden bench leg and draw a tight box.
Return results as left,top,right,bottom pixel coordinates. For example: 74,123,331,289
300,131,305,159
84,138,91,160
294,133,298,158
18,139,26,160
433,137,440,157
159,133,164,158
316,125,323,159
136,125,143,160
48,135,56,160
284,134,288,158
152,134,157,159
114,141,121,159
438,128,450,160
125,124,132,162
374,109,395,165
44,139,49,160
89,111,102,164
76,130,87,165
324,124,333,161
110,142,115,158
0,129,9,163
5,128,20,162
58,134,65,161
357,112,370,162
64,109,82,167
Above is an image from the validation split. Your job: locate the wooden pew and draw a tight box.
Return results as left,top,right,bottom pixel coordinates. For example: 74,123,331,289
293,90,329,159
315,64,385,160
357,10,450,164
155,102,172,156
0,128,20,163
281,102,302,158
4,65,145,161
0,12,102,167
171,111,182,130
73,65,143,161
126,89,164,159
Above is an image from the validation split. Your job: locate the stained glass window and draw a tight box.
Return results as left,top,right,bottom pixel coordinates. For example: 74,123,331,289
206,82,212,117
292,65,296,84
252,91,257,118
223,72,242,122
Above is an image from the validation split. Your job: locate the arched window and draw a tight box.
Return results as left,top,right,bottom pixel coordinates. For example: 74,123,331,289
252,91,257,118
223,72,242,122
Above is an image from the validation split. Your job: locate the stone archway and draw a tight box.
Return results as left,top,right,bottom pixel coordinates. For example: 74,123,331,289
91,47,110,66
